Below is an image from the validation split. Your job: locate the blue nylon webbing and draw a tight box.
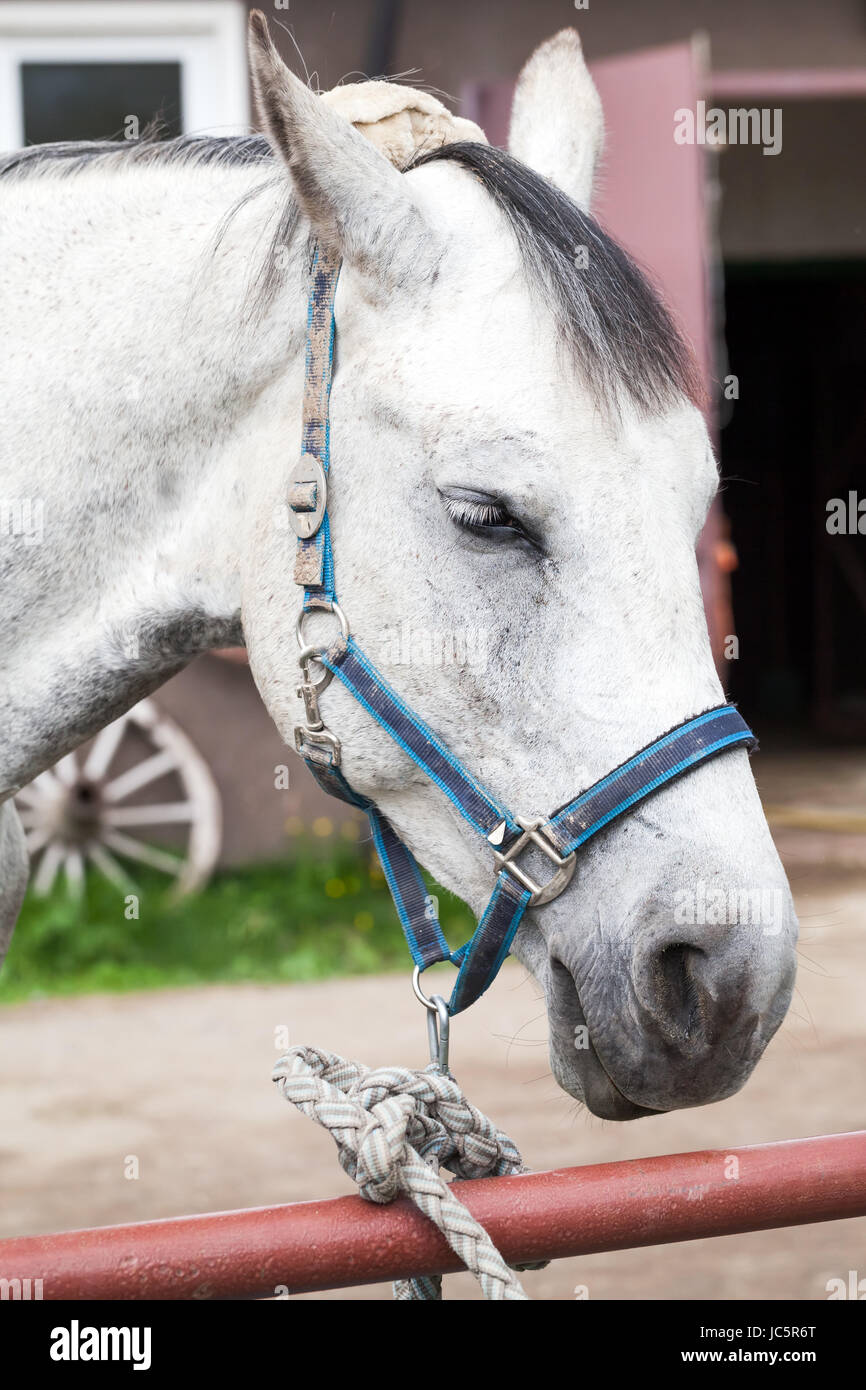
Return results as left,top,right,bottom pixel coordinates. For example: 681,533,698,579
295,245,340,602
301,753,530,1012
292,240,758,1020
546,706,756,856
300,757,451,969
308,635,755,1014
448,874,530,1016
321,637,519,840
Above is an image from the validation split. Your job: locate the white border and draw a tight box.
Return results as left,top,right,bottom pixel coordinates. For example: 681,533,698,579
0,2,250,150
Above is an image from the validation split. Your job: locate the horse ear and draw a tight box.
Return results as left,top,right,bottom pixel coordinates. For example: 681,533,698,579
508,29,603,212
247,10,433,283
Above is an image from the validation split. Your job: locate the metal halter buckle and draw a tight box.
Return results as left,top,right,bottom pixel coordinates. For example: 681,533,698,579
489,815,577,907
293,725,342,765
287,452,328,539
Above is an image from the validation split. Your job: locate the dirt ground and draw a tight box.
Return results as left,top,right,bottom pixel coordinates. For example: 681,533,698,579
1,853,864,1301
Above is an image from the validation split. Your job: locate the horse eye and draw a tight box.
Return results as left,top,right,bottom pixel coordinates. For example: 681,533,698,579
440,489,536,546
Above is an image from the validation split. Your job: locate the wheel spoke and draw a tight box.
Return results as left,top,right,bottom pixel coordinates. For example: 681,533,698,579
86,844,138,893
23,828,52,855
102,830,182,876
103,802,195,827
15,783,53,808
32,842,65,896
102,749,180,803
25,769,64,799
18,695,221,900
53,752,79,787
82,714,129,781
64,850,85,898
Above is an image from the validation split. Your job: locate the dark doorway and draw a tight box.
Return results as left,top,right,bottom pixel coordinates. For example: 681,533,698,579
720,262,866,738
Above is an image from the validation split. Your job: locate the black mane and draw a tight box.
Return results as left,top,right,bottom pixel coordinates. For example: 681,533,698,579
410,142,701,412
1,130,700,412
0,132,274,178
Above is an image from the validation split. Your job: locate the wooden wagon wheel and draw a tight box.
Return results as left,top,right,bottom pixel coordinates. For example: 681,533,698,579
15,699,221,898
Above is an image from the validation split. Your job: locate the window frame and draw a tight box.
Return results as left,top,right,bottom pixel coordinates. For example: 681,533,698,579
0,1,250,151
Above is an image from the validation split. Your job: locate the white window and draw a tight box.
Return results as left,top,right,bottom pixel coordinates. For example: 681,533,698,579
0,1,249,152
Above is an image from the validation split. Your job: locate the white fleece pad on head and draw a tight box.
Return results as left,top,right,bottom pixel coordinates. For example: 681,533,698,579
320,81,487,167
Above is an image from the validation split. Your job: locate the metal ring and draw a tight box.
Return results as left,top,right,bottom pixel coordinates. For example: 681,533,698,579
295,603,349,693
295,600,350,651
412,964,439,1012
413,969,450,1072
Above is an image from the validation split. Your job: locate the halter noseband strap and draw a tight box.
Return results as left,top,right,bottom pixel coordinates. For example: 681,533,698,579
288,244,757,1018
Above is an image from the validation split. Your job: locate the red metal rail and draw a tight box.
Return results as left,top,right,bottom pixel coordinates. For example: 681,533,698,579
2,1131,864,1299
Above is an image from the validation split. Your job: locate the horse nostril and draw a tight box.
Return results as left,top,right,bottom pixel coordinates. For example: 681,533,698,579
654,942,706,1041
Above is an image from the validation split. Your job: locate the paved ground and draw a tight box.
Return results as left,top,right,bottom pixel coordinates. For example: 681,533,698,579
1,858,864,1301
758,745,866,870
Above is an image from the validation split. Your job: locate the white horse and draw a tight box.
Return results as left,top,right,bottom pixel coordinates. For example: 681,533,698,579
0,16,796,1118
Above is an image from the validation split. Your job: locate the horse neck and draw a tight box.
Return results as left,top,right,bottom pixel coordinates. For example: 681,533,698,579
0,162,308,790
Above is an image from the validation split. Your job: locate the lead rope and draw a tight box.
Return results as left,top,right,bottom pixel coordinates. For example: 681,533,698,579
273,1046,546,1300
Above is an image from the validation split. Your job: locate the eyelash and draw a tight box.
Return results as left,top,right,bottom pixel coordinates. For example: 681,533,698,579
443,496,514,532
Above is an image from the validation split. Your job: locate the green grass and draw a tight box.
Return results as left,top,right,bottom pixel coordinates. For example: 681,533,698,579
0,836,474,1003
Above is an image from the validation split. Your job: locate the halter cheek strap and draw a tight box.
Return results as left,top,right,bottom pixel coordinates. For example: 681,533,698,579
288,244,757,1020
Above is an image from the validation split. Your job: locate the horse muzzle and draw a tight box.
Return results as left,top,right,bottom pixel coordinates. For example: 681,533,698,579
545,898,798,1117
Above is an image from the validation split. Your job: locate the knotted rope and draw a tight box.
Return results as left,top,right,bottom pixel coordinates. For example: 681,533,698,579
273,1046,541,1300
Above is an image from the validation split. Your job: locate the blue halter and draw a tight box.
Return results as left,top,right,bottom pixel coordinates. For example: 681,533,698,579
288,246,756,1022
